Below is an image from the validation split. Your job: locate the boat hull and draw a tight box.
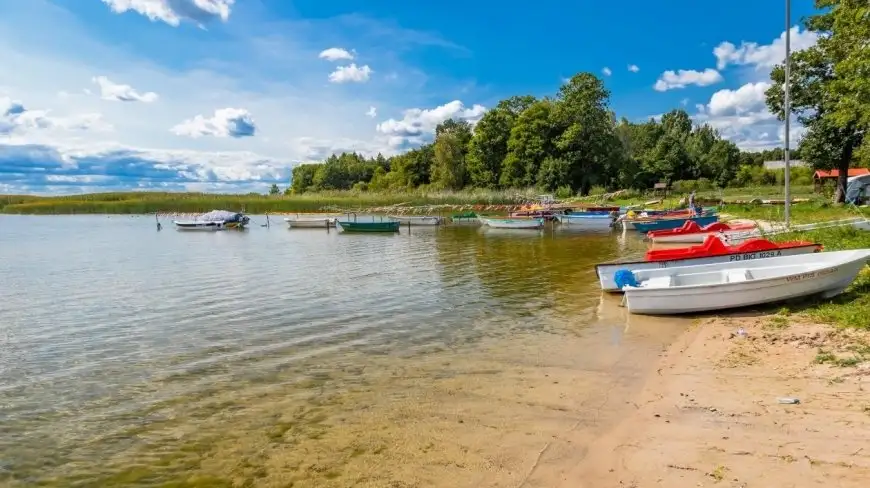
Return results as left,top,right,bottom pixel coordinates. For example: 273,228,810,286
335,221,400,232
556,214,613,229
622,250,870,314
173,221,245,231
388,216,443,226
596,243,821,292
479,217,544,229
285,217,335,228
632,215,718,233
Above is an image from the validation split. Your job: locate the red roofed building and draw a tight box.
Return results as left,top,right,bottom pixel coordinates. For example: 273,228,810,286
813,168,870,191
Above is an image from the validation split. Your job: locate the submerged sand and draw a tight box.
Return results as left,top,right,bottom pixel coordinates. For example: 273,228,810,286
565,316,870,488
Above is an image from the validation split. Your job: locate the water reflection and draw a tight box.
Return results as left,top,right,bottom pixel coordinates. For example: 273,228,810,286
0,215,688,487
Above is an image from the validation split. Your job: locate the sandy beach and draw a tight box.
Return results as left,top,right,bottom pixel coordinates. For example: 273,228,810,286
563,315,870,488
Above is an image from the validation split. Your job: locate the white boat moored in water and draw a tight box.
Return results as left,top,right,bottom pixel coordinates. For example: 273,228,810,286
173,210,250,231
479,217,544,229
284,216,336,228
555,213,614,229
618,249,870,315
388,215,443,226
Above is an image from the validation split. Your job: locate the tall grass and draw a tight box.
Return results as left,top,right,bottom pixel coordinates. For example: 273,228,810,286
0,189,544,215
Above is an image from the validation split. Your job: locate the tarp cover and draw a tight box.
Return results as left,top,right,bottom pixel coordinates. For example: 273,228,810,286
197,210,244,222
845,174,870,204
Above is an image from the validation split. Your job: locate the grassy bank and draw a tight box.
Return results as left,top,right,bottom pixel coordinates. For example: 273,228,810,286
0,184,820,215
724,203,870,329
0,190,534,215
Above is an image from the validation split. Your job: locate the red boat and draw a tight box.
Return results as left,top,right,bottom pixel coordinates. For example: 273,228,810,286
646,220,757,243
646,235,822,262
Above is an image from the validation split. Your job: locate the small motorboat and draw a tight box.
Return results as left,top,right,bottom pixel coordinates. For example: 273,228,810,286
555,213,614,229
284,216,336,228
173,210,249,231
647,220,757,243
595,236,822,292
479,217,545,229
388,215,443,226
450,212,481,225
617,249,870,314
335,220,400,233
632,215,719,233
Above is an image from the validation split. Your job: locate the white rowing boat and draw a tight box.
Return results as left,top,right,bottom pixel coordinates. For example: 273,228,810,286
596,242,822,292
619,249,870,315
479,217,544,229
387,215,443,226
555,213,614,229
173,210,249,231
284,216,336,228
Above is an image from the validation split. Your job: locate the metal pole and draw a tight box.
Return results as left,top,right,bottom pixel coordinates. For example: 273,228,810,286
784,0,791,226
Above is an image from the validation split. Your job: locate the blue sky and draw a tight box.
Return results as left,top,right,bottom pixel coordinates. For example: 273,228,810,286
0,0,818,194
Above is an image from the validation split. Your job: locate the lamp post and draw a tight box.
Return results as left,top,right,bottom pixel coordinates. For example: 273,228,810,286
784,0,791,226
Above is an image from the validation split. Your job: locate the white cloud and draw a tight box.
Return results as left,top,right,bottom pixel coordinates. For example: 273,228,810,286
366,106,377,118
713,26,819,70
171,108,256,138
99,0,234,27
706,82,771,116
680,98,689,106
628,64,640,73
328,64,373,83
376,100,486,148
92,76,158,103
602,67,612,76
318,47,354,61
0,0,484,193
1,95,107,135
653,68,723,91
692,81,801,151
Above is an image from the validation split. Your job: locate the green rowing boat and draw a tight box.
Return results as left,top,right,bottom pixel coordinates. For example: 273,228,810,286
336,220,401,232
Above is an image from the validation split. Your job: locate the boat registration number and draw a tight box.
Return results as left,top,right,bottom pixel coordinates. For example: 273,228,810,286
729,250,782,261
785,267,838,283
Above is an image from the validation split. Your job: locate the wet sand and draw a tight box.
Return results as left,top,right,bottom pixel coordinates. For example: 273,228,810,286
18,299,689,488
565,315,870,488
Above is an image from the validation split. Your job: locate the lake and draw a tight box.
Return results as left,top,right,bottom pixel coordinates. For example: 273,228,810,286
0,215,689,487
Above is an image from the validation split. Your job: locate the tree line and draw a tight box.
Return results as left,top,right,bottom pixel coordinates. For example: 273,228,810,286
291,1,868,201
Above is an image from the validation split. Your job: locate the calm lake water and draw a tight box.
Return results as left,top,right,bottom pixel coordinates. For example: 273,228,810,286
0,215,689,487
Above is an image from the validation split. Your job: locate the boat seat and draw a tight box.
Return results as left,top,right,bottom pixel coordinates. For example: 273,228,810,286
724,269,753,283
642,275,674,288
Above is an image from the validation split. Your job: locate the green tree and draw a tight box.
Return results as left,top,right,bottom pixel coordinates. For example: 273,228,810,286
765,1,865,202
431,131,467,190
466,108,513,188
269,183,280,195
500,99,555,188
550,73,620,194
828,0,870,132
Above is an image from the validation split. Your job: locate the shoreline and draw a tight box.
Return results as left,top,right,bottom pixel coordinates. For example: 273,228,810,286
562,314,870,487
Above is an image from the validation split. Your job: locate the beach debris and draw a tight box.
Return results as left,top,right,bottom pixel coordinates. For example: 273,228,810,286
737,327,747,337
777,397,801,404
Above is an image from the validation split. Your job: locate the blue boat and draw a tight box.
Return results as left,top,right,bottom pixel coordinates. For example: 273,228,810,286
632,215,719,233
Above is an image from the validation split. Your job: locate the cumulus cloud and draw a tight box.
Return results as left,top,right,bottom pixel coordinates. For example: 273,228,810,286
99,0,234,27
318,47,355,61
1,96,106,135
628,64,640,73
366,106,377,118
602,67,612,76
171,108,256,138
376,100,486,148
653,68,723,91
0,142,292,194
692,81,800,151
328,64,373,83
714,26,819,70
92,76,158,103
